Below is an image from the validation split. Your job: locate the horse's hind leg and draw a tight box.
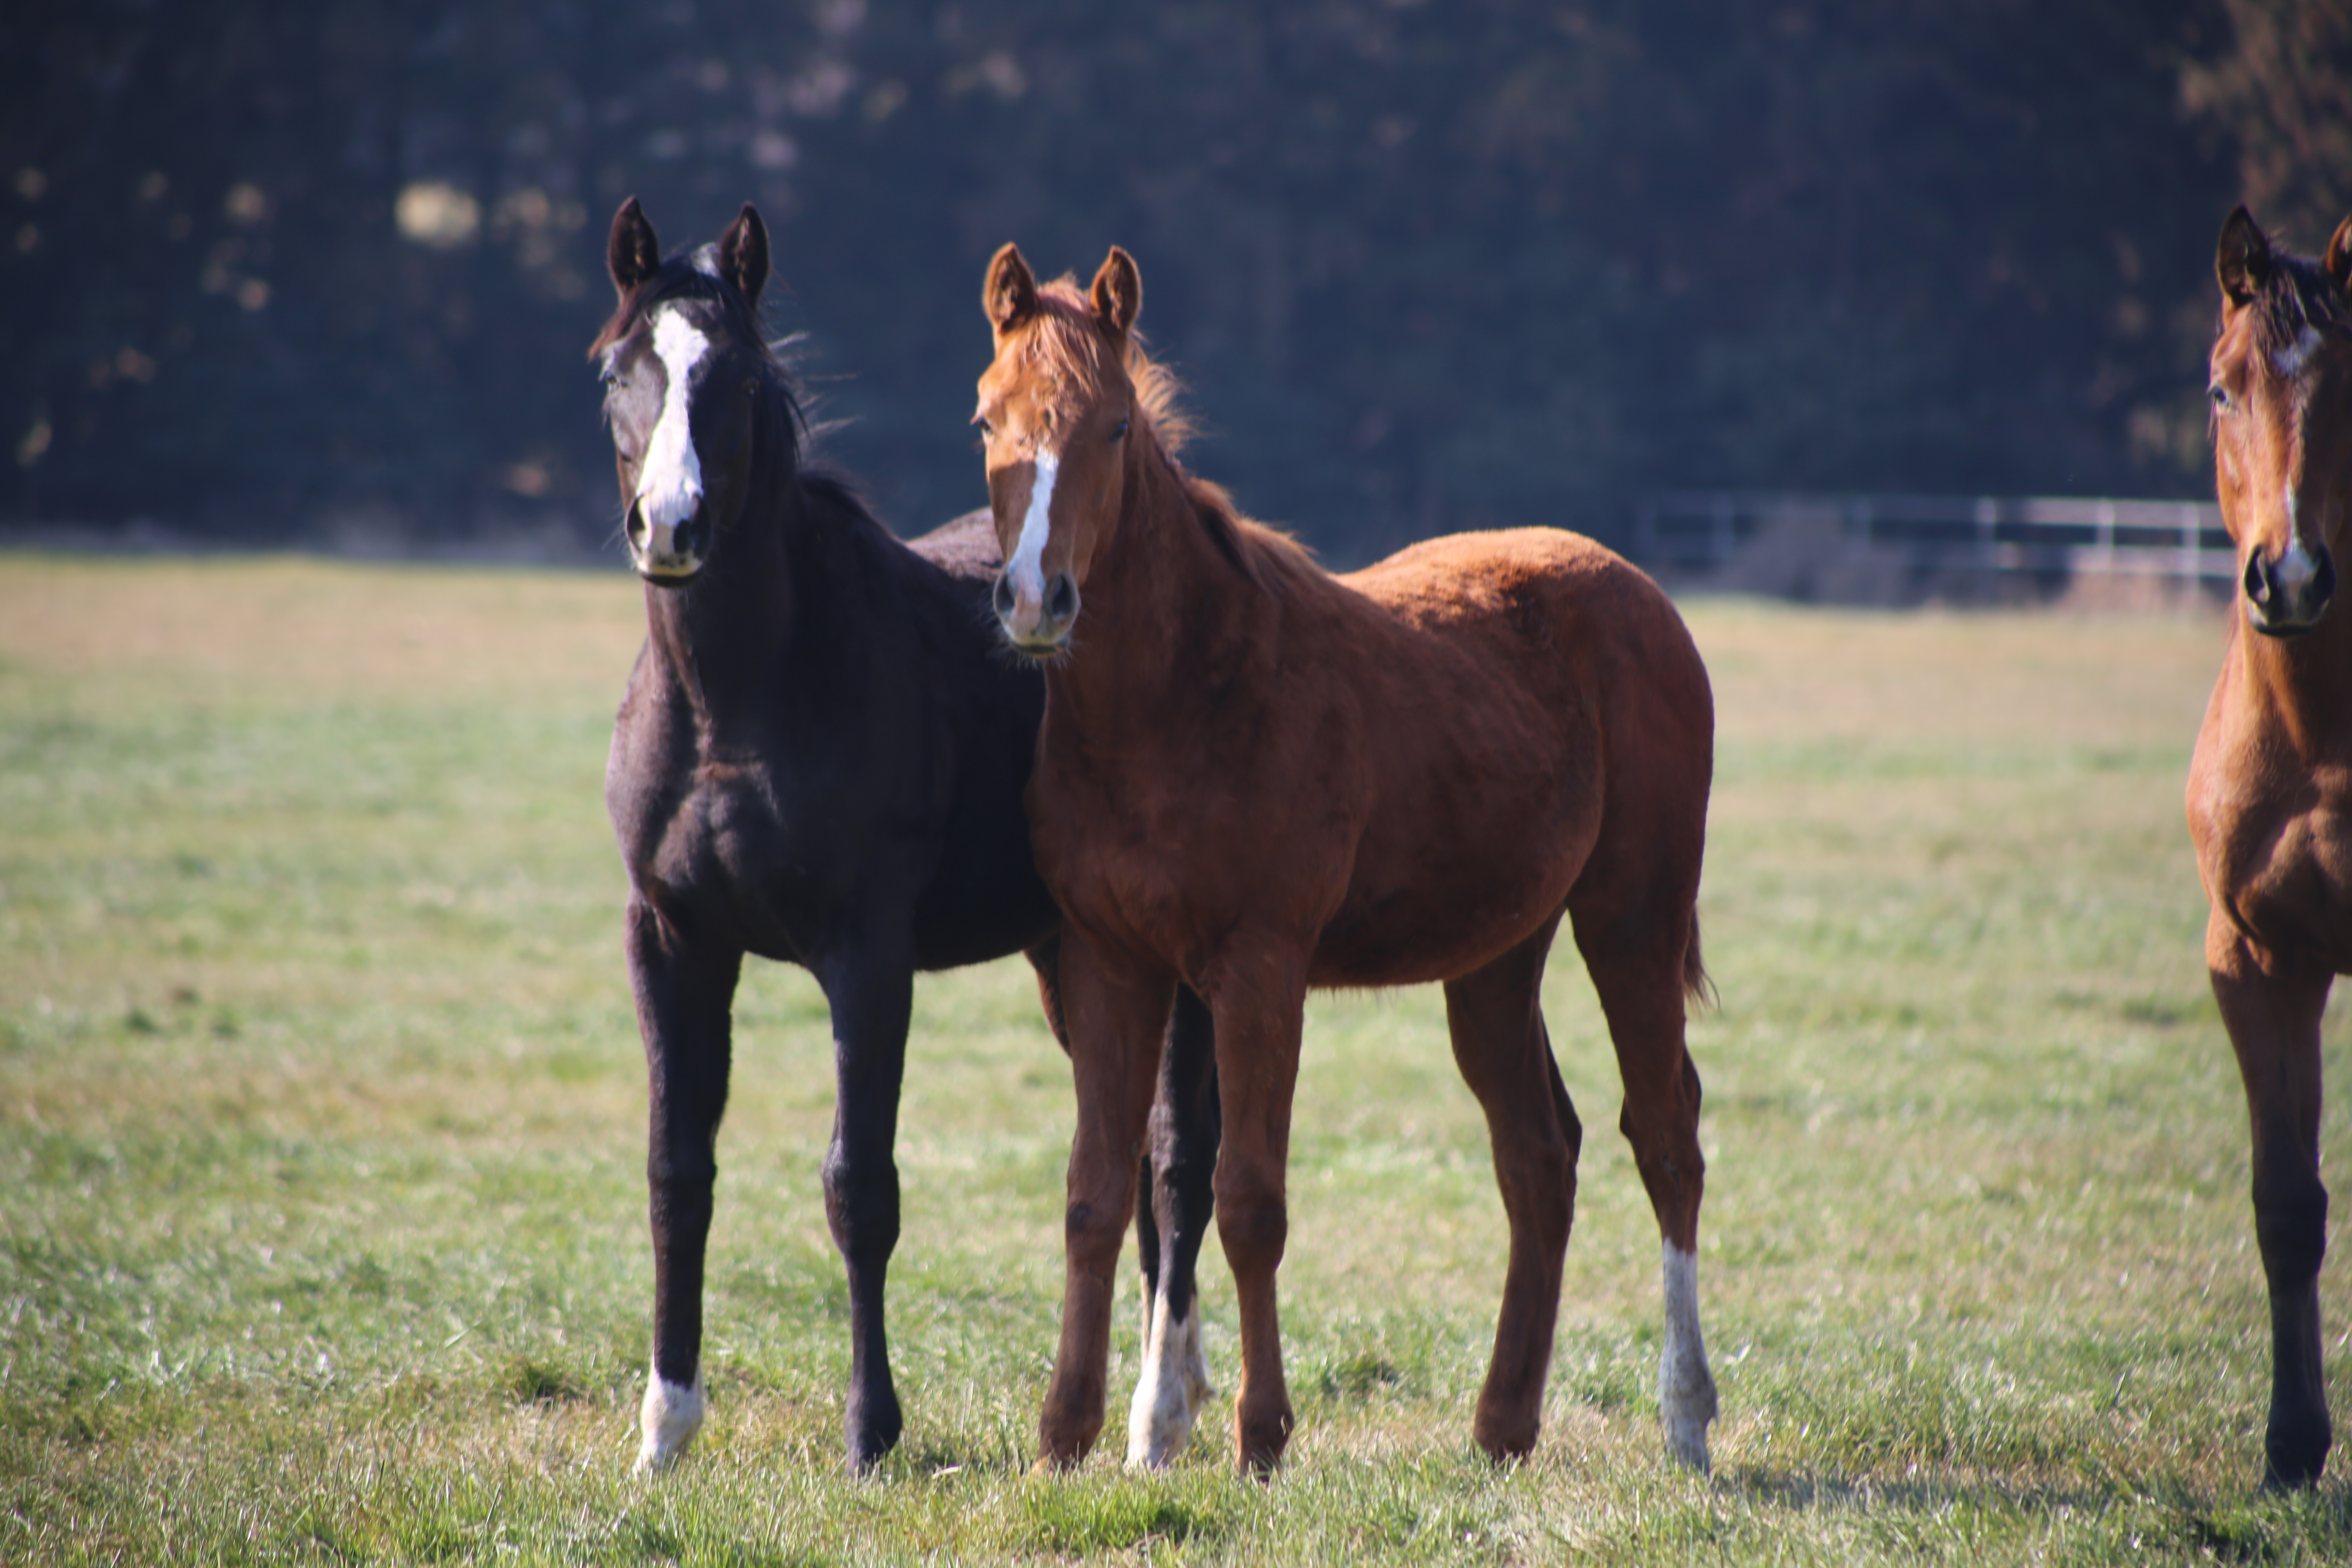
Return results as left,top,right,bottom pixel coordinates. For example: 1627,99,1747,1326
1570,890,1716,1472
816,946,917,1473
626,899,744,1473
1443,915,1582,1461
1127,983,1221,1468
2210,915,2333,1488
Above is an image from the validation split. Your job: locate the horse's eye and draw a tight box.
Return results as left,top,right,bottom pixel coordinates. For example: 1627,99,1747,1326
978,417,995,438
1111,417,1129,442
2209,383,2232,412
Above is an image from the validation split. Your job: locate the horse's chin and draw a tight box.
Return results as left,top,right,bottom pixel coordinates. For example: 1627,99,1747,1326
2247,605,2328,639
632,554,705,587
1001,631,1071,663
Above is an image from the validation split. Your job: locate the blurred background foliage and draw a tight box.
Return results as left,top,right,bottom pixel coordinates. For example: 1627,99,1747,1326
1,0,2345,561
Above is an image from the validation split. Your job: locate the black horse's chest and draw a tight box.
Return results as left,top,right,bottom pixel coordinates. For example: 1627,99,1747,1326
612,729,873,966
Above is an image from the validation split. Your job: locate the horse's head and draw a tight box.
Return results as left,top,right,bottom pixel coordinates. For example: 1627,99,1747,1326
972,244,1147,655
592,198,791,586
2209,205,2352,638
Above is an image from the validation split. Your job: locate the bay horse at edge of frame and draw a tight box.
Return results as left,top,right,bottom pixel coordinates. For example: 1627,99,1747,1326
590,198,1220,1476
2188,202,2352,1490
970,240,1720,1475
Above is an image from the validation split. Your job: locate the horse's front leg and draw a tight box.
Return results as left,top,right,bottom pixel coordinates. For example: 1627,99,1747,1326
816,943,916,1473
1039,932,1176,1468
627,896,744,1473
2211,913,2334,1488
1127,984,1221,1469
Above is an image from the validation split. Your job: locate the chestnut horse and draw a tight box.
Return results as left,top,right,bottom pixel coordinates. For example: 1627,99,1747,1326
592,200,1217,1474
2189,204,2352,1488
972,244,1719,1473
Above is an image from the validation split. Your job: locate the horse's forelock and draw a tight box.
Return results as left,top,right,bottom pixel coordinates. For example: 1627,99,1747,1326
2238,247,2352,370
1020,279,1194,454
589,260,774,365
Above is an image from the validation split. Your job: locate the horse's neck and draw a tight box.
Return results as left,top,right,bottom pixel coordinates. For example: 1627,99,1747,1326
643,495,806,739
1057,445,1261,726
2231,613,2352,762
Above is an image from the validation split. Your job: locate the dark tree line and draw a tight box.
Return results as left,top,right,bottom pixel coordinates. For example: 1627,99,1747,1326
2,1,2345,561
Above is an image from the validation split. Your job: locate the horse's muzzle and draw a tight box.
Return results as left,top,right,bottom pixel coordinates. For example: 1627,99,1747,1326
993,568,1080,655
2243,541,2336,637
627,500,707,585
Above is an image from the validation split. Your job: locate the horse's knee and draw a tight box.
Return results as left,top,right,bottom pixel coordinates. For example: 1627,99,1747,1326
822,1147,901,1263
2252,1179,2328,1286
1065,1195,1128,1271
1213,1177,1287,1274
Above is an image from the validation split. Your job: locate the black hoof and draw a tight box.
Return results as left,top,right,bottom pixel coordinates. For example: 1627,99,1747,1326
2260,1420,2330,1491
845,1386,903,1474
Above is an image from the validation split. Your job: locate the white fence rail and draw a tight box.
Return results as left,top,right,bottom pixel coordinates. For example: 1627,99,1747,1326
1635,493,2231,584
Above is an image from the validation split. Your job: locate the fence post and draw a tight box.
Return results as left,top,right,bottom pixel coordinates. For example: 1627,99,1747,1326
2181,504,2203,606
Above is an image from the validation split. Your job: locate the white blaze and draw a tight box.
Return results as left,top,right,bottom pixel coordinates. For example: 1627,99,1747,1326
637,309,713,559
1659,1243,1717,1472
635,1367,706,1472
1007,448,1060,610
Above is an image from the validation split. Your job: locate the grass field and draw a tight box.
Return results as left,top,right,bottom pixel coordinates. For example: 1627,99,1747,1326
3,554,2349,1564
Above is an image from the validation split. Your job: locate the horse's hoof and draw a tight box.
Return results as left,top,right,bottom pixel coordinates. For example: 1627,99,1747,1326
844,1388,903,1475
635,1371,706,1473
1124,1307,1209,1468
1234,1404,1293,1477
2261,1422,2330,1490
1665,1422,1712,1474
1472,1426,1539,1466
1123,1396,1194,1470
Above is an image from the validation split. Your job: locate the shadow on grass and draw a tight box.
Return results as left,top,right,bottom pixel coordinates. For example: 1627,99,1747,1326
1719,1462,2352,1559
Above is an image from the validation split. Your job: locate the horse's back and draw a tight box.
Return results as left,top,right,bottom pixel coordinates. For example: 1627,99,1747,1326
905,508,1006,584
1340,526,1710,740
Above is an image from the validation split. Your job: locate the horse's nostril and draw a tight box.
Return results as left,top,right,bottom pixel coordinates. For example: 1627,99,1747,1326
2314,549,2337,603
992,572,1017,620
2245,552,2271,605
1046,572,1079,625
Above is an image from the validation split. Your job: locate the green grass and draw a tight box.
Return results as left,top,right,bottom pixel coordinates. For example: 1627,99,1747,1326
2,556,2349,1564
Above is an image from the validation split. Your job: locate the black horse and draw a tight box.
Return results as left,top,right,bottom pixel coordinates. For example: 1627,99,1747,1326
592,199,1220,1473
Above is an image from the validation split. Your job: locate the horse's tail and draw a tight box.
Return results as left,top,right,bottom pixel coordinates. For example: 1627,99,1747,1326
1683,911,1717,1013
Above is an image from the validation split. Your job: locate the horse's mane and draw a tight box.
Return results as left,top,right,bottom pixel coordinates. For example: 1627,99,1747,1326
1025,278,1320,590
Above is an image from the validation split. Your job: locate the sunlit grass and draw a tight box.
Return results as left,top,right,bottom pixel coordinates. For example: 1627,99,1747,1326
3,555,2348,1563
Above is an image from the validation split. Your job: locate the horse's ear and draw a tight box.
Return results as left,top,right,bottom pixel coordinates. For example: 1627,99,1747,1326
2326,214,2352,296
608,196,662,299
718,203,771,312
984,243,1039,336
1090,246,1142,336
2217,205,2270,307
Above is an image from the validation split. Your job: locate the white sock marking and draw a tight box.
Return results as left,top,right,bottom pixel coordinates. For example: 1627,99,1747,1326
1125,1279,1212,1469
635,1367,706,1473
636,309,712,564
1659,1243,1716,1472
